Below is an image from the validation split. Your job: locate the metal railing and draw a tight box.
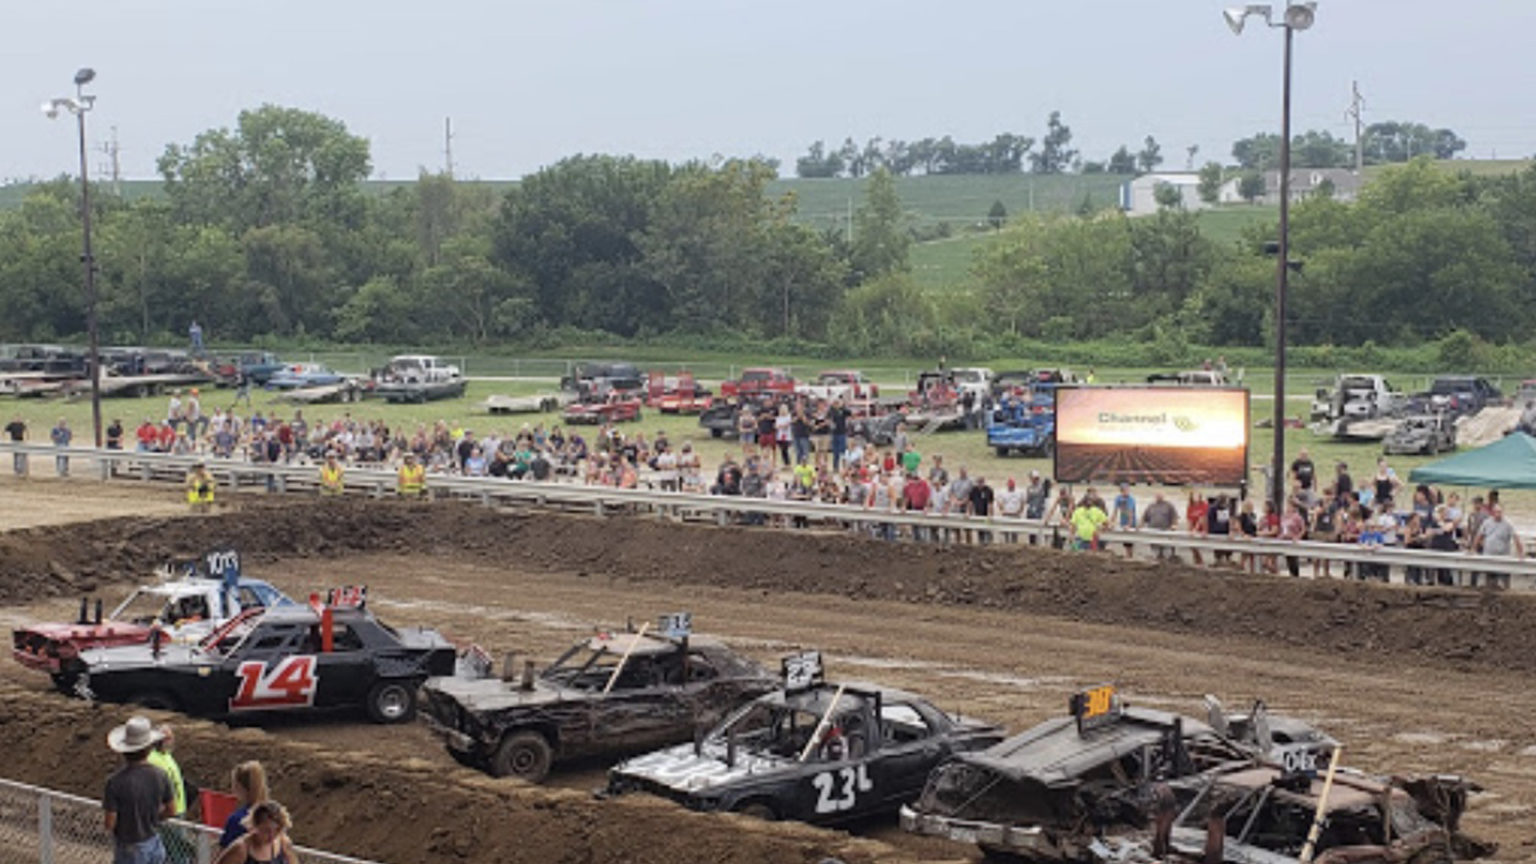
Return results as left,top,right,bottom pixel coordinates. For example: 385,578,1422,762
0,776,382,864
4,441,1534,591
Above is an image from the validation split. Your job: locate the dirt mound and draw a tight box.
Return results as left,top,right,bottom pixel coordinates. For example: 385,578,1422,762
0,683,907,864
4,498,1535,676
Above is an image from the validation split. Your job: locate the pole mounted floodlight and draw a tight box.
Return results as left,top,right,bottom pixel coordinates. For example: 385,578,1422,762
42,69,104,448
1225,3,1317,516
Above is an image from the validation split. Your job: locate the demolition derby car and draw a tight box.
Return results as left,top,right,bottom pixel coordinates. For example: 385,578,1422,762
901,688,1337,861
420,614,776,783
1095,763,1494,864
12,549,291,684
607,651,1005,824
69,587,459,724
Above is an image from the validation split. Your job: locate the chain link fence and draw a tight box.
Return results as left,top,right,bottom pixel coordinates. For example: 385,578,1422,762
0,776,384,864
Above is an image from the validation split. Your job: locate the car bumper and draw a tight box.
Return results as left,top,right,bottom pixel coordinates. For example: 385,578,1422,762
422,714,479,755
899,806,1065,857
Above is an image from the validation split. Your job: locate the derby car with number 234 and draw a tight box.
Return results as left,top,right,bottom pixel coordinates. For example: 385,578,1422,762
69,587,463,724
606,651,1004,825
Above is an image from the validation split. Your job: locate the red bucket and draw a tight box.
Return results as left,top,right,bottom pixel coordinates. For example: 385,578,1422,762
199,789,240,829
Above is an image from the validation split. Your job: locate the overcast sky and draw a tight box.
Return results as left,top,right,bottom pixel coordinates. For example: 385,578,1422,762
6,1,1535,183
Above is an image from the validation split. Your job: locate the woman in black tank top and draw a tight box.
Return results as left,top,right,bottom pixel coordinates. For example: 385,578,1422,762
214,801,297,864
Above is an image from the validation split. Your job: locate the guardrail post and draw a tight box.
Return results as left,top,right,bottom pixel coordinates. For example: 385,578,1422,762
595,499,604,517
38,792,54,864
98,455,110,481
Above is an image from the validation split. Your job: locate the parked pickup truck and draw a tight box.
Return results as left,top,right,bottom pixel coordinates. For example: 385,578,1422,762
1311,374,1410,439
796,370,879,402
720,367,796,399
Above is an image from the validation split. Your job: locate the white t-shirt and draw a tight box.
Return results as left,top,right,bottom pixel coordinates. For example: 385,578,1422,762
999,488,1026,517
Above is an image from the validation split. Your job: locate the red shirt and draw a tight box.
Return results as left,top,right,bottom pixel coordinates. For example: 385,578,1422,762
157,424,176,449
902,478,931,511
1187,501,1209,532
136,423,157,447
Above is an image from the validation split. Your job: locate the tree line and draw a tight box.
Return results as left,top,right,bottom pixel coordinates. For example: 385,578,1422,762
0,104,1525,361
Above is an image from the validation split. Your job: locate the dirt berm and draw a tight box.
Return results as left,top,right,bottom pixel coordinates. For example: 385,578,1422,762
0,683,908,864
2,497,1532,676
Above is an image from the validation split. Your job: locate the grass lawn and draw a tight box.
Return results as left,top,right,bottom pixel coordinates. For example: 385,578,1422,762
1195,205,1277,247
909,232,993,290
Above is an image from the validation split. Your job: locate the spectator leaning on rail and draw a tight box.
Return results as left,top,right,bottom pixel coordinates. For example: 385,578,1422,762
1471,503,1524,589
1111,482,1138,559
50,417,72,476
1069,490,1107,551
1141,492,1178,560
319,452,345,495
185,463,215,513
397,452,426,497
103,715,176,864
4,415,24,476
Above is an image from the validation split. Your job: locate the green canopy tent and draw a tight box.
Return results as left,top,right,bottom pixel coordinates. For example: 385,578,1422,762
1408,432,1536,489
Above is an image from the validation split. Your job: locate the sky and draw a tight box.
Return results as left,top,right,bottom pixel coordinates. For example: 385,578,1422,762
5,1,1536,183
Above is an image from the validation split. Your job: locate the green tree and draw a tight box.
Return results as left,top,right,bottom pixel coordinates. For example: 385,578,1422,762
987,200,1008,230
1029,111,1076,174
1237,172,1267,203
1197,162,1224,205
1153,183,1184,210
1107,146,1137,175
851,167,909,279
828,273,937,355
1137,136,1164,173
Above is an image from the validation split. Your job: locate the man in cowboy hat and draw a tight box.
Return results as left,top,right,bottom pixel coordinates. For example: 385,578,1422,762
103,715,176,864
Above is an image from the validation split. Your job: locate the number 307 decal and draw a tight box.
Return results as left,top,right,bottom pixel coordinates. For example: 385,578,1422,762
230,656,318,711
812,765,873,814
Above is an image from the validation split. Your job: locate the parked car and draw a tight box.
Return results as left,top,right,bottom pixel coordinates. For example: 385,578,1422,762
797,370,879,402
608,651,1005,825
720,367,796,400
71,588,460,724
421,616,776,782
1383,413,1457,455
561,362,645,397
266,363,347,390
1424,375,1501,417
1147,369,1230,387
563,392,644,424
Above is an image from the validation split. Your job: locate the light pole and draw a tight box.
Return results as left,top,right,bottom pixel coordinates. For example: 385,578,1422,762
1224,3,1315,515
43,68,102,448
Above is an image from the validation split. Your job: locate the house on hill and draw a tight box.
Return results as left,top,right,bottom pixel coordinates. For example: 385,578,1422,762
1220,167,1362,205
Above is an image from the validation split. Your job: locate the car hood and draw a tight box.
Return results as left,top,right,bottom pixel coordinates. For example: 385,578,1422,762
614,742,792,794
421,675,596,709
20,621,152,643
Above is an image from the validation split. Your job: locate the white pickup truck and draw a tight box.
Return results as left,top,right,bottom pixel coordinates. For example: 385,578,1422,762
1311,374,1409,438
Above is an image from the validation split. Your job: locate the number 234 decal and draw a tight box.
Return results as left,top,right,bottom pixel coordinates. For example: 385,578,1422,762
811,765,874,814
229,656,319,711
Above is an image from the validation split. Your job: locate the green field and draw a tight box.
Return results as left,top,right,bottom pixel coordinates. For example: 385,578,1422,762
770,173,1125,234
1195,205,1278,246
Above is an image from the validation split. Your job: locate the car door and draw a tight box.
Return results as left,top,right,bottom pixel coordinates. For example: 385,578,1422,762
222,624,319,716
869,701,949,808
795,705,882,822
306,621,372,709
590,655,693,751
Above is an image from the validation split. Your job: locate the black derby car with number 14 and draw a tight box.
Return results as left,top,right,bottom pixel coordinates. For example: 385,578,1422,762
70,589,459,724
606,651,1004,824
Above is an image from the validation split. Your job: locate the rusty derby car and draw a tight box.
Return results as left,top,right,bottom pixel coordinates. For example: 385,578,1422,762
902,688,1337,861
420,614,776,783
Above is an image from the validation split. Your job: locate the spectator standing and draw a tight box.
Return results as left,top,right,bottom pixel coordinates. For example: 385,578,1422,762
397,453,426,497
319,453,345,496
1372,457,1401,507
1069,492,1107,551
234,368,252,407
1472,503,1524,589
166,391,183,432
4,416,25,475
901,471,931,541
213,801,298,864
1279,499,1307,577
998,477,1024,544
50,418,72,476
107,418,124,450
1141,492,1178,560
1024,471,1049,521
219,762,268,849
774,404,793,467
791,403,812,465
970,476,995,544
1334,462,1353,504
1185,491,1209,565
1111,483,1137,559
187,320,203,355
827,399,849,471
103,716,175,864
185,464,215,513
1208,494,1234,565
146,725,192,863
1291,448,1316,493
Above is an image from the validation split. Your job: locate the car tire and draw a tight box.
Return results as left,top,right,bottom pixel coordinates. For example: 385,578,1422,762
710,429,723,439
995,446,1009,457
365,679,418,724
133,690,180,712
733,800,777,821
492,731,553,783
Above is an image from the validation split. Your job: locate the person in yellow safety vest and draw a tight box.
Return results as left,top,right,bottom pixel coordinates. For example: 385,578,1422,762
319,452,345,496
397,453,426,497
185,463,215,513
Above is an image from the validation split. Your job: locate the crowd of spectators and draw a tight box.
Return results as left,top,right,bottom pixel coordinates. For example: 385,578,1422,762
5,387,1528,585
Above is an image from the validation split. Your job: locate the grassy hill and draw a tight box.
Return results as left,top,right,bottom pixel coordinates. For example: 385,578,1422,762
770,173,1125,234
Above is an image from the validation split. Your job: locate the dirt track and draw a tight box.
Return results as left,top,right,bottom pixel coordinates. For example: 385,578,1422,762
3,493,1536,862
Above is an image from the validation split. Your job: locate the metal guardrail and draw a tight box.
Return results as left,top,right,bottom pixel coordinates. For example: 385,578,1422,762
0,775,383,864
4,441,1534,591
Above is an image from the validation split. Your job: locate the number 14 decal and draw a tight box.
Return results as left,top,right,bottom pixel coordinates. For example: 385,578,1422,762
812,765,873,814
230,656,318,711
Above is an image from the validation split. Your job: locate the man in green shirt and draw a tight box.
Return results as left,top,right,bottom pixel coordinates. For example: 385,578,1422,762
146,724,192,863
1070,495,1108,551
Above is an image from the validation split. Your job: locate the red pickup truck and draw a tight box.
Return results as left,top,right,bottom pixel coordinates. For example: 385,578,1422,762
719,367,796,399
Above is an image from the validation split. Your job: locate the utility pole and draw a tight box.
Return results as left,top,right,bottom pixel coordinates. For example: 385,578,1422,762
845,197,853,244
98,126,122,196
444,117,455,177
1346,81,1365,174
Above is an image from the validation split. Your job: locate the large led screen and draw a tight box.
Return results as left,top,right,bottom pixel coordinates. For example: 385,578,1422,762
1054,387,1250,486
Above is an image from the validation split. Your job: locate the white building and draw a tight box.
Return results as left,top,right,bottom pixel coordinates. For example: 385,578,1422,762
1218,167,1362,205
1119,173,1211,216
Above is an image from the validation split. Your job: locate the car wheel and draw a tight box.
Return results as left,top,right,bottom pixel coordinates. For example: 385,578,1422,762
733,800,777,821
995,446,1009,457
492,731,553,783
133,690,180,712
365,679,417,724
710,429,723,439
